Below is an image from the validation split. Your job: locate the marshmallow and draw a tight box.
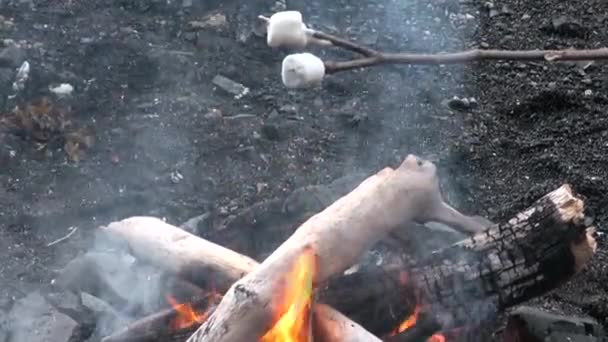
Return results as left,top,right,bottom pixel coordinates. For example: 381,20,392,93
267,11,308,48
281,53,325,89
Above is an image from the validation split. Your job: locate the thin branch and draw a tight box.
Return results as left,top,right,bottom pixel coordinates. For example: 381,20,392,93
310,30,379,57
46,226,78,247
324,48,608,74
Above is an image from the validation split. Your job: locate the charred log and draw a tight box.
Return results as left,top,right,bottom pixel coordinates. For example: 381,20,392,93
319,185,596,338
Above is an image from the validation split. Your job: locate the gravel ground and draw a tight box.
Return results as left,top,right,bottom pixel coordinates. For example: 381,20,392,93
0,0,607,337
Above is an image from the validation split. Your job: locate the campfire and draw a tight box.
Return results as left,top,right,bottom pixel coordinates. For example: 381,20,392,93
4,153,598,342
47,153,591,342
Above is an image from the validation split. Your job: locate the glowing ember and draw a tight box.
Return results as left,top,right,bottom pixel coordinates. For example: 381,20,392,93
261,246,317,342
429,333,446,342
166,292,222,331
393,305,421,334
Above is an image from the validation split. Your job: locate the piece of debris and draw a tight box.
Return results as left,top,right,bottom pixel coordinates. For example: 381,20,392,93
49,83,74,97
503,306,605,341
445,96,472,111
549,16,586,37
261,123,280,141
46,226,78,247
170,170,184,184
0,45,25,68
12,60,29,92
212,74,250,99
6,291,79,342
64,128,95,163
188,13,227,30
179,212,212,234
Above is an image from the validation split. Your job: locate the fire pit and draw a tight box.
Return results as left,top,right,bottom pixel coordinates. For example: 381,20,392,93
6,163,597,342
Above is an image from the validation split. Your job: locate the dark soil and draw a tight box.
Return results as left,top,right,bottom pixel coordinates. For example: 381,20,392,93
1,0,607,337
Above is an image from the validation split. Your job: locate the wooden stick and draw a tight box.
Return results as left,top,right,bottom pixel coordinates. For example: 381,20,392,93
323,49,608,73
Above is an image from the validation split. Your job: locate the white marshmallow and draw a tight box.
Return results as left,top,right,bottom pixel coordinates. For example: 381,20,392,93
267,11,308,48
281,53,325,89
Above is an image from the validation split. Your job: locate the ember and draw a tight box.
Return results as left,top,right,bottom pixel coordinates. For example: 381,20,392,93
393,305,420,334
166,292,222,331
429,333,446,342
261,246,317,342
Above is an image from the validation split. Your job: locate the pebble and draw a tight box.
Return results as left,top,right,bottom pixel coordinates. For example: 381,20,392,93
0,45,25,67
49,83,74,97
584,89,593,97
261,123,280,141
212,74,249,98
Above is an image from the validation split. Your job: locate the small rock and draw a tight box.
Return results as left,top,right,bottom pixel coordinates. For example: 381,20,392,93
446,96,471,111
43,290,82,316
522,13,531,20
212,74,249,98
582,78,592,85
49,83,74,97
279,104,298,113
188,13,227,30
204,108,223,120
12,60,29,91
7,291,78,342
584,89,593,97
550,16,586,37
170,170,184,184
179,212,211,234
261,123,280,141
0,45,25,68
480,42,490,48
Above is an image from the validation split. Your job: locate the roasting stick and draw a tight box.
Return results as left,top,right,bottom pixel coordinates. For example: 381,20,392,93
258,13,608,75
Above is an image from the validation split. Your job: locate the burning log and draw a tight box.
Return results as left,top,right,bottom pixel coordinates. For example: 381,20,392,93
371,184,597,341
100,289,222,342
101,219,382,341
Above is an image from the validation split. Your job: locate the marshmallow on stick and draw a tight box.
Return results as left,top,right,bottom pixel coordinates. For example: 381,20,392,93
281,53,326,88
266,11,309,48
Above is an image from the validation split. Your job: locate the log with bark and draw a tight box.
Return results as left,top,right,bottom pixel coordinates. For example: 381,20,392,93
101,155,595,342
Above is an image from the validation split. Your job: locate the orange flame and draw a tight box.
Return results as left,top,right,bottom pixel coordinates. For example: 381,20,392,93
261,246,317,342
393,305,421,334
166,292,222,331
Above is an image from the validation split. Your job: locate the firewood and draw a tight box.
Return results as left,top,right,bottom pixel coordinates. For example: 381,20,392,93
309,185,594,340
184,155,498,342
100,217,259,292
101,220,381,342
103,159,595,342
